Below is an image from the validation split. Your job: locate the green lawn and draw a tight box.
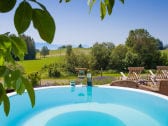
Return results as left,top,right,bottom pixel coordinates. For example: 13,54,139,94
36,48,67,58
36,48,91,58
161,49,168,54
18,56,65,74
18,48,91,75
73,48,91,55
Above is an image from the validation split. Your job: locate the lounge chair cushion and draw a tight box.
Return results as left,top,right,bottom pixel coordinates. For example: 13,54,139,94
111,80,138,88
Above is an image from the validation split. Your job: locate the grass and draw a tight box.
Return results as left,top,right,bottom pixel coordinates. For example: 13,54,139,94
40,74,118,86
22,47,91,74
36,48,67,58
73,48,91,55
18,56,65,74
161,49,168,55
36,48,91,58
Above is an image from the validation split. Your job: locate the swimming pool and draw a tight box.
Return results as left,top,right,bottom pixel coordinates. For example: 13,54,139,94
1,86,168,126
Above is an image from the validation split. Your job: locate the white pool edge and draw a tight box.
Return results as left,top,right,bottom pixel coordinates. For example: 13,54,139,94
7,85,168,101
100,85,168,100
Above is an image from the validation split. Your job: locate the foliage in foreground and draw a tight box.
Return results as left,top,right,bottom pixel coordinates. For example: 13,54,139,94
0,0,124,116
0,35,35,116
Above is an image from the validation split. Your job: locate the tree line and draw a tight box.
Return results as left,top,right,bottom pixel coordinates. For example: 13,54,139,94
9,28,167,73
11,28,167,71
65,29,168,73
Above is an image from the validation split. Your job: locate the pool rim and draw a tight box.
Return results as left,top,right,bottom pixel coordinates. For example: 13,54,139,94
7,85,168,101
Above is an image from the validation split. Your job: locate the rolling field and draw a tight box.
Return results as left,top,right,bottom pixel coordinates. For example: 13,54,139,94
18,48,91,74
161,49,168,55
18,56,65,74
36,49,66,58
36,48,91,58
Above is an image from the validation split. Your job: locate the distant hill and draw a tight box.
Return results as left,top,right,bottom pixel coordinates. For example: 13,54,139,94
35,42,61,50
35,42,91,50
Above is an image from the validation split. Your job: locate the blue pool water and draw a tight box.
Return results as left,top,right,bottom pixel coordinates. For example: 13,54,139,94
1,86,168,126
46,111,125,126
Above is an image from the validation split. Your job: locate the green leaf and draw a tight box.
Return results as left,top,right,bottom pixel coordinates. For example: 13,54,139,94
35,2,47,11
59,0,63,3
100,1,106,20
14,1,32,34
65,0,71,2
4,73,12,88
0,55,4,66
5,69,20,90
0,93,2,105
29,0,48,12
3,68,11,88
10,36,27,60
0,84,10,116
104,0,115,15
0,66,6,76
11,70,20,81
32,9,55,43
29,0,36,2
120,0,124,4
0,35,11,50
22,77,35,107
16,78,22,90
5,51,15,64
16,80,25,95
0,0,16,12
0,83,5,95
0,84,4,105
3,94,10,116
0,35,12,65
88,0,96,13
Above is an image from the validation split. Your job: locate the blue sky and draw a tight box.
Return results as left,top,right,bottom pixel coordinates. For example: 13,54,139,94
0,0,168,46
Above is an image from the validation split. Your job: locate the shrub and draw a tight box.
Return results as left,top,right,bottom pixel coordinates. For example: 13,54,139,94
48,67,61,78
66,52,89,74
28,72,41,87
41,63,62,78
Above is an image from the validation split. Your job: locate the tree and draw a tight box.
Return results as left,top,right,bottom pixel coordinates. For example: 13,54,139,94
0,0,124,116
160,52,168,66
91,42,114,70
7,34,36,60
58,45,66,49
66,52,89,73
155,39,163,50
125,29,165,69
66,45,72,56
65,45,89,73
109,44,128,71
78,44,83,48
21,34,36,60
103,42,115,50
124,50,139,68
40,46,49,58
